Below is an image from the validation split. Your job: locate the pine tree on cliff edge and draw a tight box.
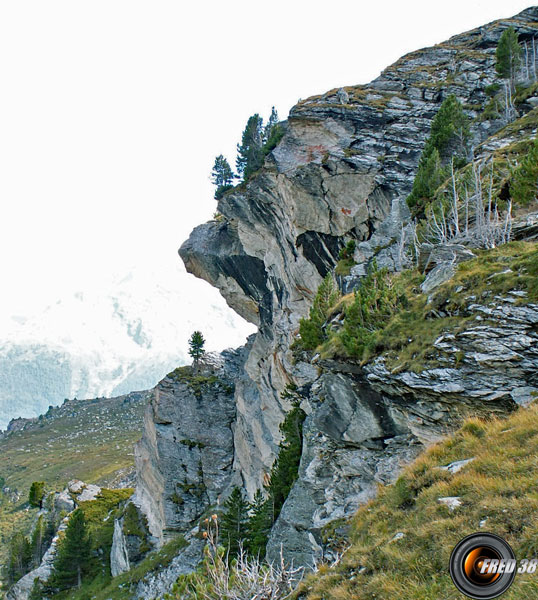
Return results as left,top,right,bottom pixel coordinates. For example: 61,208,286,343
236,114,264,180
211,154,235,200
496,27,521,88
188,331,206,372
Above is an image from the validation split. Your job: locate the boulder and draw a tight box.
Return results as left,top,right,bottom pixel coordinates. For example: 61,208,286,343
418,243,475,273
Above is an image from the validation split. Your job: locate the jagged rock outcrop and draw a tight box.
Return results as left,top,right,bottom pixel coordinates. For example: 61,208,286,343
110,518,131,577
365,298,538,410
179,6,538,497
135,6,538,571
266,292,538,563
265,291,538,563
134,535,205,600
266,374,424,565
134,348,247,545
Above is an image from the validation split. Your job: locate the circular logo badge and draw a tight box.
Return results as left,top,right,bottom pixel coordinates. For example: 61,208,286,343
449,533,516,599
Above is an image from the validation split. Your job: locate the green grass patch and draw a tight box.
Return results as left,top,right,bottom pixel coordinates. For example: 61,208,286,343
44,487,135,591
167,366,234,397
335,258,355,276
0,394,146,570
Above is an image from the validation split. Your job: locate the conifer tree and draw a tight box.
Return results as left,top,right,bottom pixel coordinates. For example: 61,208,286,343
510,137,538,205
236,114,264,180
31,515,47,566
298,273,340,350
52,509,91,589
28,578,43,600
246,490,272,558
264,106,279,141
264,388,306,524
211,155,235,200
407,95,470,215
340,261,404,359
428,95,470,161
220,487,249,557
407,144,442,214
6,533,32,584
496,27,521,86
29,481,45,509
188,331,205,372
262,106,284,156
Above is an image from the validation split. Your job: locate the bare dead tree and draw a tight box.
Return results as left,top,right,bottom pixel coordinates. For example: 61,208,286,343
183,517,304,600
424,157,512,249
532,37,536,81
450,158,460,238
524,41,530,82
396,223,416,271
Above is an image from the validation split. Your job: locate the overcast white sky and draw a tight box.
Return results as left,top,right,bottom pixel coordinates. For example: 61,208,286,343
0,1,532,318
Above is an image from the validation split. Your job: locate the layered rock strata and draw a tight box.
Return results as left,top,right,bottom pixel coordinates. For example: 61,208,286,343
134,7,538,567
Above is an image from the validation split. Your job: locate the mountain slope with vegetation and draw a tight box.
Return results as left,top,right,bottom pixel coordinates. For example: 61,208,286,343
0,391,147,591
297,402,538,600
3,7,538,600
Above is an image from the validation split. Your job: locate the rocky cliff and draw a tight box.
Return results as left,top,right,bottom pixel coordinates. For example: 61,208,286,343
134,5,538,574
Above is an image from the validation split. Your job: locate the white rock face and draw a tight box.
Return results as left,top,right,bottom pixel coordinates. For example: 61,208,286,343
54,489,75,512
77,484,102,503
438,497,463,511
439,458,475,474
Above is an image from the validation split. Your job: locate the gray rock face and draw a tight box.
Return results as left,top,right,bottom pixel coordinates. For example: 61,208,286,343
134,350,243,545
266,373,422,565
418,243,476,273
134,536,205,600
267,295,538,565
365,299,538,415
54,489,75,512
178,9,538,501
420,263,456,294
111,518,131,577
438,458,475,474
135,6,538,572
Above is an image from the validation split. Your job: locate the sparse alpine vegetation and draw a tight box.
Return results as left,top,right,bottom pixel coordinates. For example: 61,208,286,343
297,402,538,600
295,241,538,372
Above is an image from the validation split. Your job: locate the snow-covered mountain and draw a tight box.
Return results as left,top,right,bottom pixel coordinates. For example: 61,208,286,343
0,263,255,430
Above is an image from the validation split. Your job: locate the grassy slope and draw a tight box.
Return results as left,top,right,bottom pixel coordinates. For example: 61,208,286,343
0,392,147,571
321,240,538,371
298,404,538,600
